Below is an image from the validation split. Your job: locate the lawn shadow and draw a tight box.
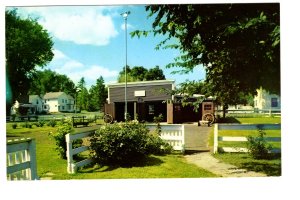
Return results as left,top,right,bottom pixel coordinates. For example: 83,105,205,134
241,161,281,176
217,117,241,123
79,155,164,173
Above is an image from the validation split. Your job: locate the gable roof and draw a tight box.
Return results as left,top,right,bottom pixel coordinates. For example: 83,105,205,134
29,95,43,102
43,92,74,100
43,92,65,99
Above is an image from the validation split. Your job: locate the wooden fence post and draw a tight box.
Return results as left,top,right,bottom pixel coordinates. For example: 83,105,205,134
28,139,38,180
65,134,74,173
214,123,219,154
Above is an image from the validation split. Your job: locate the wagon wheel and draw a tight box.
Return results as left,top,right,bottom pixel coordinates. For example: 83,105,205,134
202,113,215,124
103,114,113,124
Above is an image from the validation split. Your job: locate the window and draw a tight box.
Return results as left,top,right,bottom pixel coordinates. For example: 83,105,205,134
36,100,39,104
62,99,64,103
148,105,154,115
271,98,278,107
204,104,212,111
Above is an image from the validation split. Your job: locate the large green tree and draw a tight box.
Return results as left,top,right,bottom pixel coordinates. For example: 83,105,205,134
6,9,54,110
29,69,76,96
132,4,280,112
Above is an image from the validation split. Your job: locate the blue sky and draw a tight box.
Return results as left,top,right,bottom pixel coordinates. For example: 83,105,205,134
10,5,206,89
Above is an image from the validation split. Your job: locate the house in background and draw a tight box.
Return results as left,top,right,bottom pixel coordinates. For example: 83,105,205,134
254,87,281,111
29,95,50,114
43,92,75,113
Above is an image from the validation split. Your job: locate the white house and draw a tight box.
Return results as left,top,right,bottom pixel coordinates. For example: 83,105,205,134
29,95,50,114
43,92,75,113
254,87,281,110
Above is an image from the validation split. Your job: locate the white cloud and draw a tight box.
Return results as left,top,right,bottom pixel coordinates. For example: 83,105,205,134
19,6,119,46
48,49,118,86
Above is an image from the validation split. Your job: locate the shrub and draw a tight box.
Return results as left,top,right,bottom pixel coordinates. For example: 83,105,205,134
12,123,18,129
47,119,57,127
21,121,32,128
247,129,273,159
89,120,172,166
34,120,46,127
48,118,78,159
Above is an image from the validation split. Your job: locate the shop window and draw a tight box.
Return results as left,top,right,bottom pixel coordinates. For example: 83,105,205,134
149,105,154,115
271,98,278,107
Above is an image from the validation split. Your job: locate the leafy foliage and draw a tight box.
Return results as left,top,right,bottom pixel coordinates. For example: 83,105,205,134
88,76,107,111
132,4,280,112
118,65,166,82
247,129,273,159
89,121,172,166
48,118,80,159
29,69,76,96
6,9,54,109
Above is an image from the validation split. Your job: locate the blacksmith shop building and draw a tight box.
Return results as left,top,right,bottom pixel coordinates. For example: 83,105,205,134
105,80,174,122
104,80,215,123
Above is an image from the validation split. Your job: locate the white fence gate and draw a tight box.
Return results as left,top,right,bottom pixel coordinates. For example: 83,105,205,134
7,138,38,180
214,123,281,154
146,124,185,151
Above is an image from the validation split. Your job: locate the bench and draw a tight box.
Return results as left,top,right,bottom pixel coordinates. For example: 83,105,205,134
72,116,89,127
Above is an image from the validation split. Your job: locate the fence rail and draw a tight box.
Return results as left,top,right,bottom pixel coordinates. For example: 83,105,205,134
65,131,95,174
7,138,38,180
213,123,281,154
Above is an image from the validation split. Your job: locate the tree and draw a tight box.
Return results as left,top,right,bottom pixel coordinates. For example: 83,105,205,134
118,65,166,83
6,9,54,111
88,76,107,111
131,4,280,113
144,66,166,81
29,69,76,95
76,77,89,111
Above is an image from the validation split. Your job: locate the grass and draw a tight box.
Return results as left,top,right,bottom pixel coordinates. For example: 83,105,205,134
6,122,218,179
210,116,281,176
214,153,281,176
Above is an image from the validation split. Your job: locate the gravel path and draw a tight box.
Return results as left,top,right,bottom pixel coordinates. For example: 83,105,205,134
184,152,267,177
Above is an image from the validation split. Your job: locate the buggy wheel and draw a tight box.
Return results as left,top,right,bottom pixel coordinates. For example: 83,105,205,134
103,114,113,124
202,113,215,124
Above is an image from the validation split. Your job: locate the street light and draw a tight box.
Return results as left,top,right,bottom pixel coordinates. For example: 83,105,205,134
121,11,130,121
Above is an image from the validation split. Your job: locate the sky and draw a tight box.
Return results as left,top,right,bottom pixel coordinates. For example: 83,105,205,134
7,5,206,89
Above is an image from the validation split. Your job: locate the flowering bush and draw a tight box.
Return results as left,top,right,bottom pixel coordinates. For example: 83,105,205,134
89,121,172,166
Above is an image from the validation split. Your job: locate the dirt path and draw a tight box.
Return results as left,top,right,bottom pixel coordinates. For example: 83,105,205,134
184,152,267,177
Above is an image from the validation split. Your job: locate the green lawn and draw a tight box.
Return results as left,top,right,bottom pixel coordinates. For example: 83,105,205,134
210,116,281,176
6,123,217,179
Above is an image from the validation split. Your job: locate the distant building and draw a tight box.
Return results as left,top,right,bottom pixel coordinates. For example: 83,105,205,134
254,87,281,110
29,95,50,114
43,92,74,113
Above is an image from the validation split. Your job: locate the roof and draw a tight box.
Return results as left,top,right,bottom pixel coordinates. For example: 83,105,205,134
43,92,73,99
107,80,175,88
29,95,42,102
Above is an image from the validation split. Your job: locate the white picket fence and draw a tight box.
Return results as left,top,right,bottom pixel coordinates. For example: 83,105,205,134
65,130,94,174
146,124,185,151
65,124,185,174
7,138,38,180
214,123,281,154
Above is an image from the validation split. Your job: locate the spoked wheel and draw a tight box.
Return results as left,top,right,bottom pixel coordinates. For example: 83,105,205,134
103,114,113,124
202,113,215,124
